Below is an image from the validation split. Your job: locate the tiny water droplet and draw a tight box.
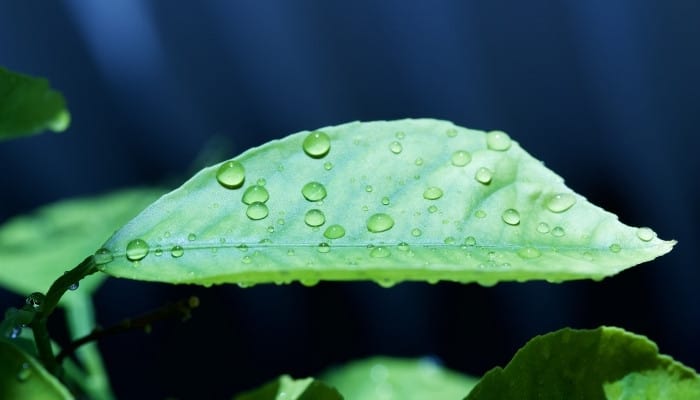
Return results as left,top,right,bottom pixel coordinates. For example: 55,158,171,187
93,248,114,265
415,158,424,166
444,236,456,245
446,128,458,137
428,205,438,213
518,247,541,259
9,325,22,339
242,255,252,264
475,167,493,184
609,243,622,253
397,242,409,251
242,185,270,204
68,281,79,291
370,246,391,258
277,218,285,225
303,130,331,158
323,161,333,170
187,233,197,241
545,193,576,213
126,239,149,261
501,209,520,225
301,182,327,201
551,226,566,237
323,224,346,239
365,185,373,192
423,187,444,200
411,228,422,237
389,141,403,154
636,227,656,242
237,244,248,252
171,245,184,258
367,213,395,233
216,160,245,189
381,196,390,205
154,247,163,256
256,178,266,186
464,236,476,246
16,363,31,382
376,278,397,288
287,249,295,256
25,292,45,311
304,209,326,227
474,210,487,218
246,202,269,220
451,150,472,167
267,225,275,233
536,222,550,234
486,130,512,151
395,131,405,139
361,205,369,211
317,242,331,253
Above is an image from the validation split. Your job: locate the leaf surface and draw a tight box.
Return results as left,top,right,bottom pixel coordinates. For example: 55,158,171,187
465,327,700,400
97,119,673,286
0,66,70,140
0,339,74,400
234,375,342,400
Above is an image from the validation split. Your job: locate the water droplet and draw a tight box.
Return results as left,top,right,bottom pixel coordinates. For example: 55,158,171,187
551,226,566,237
474,210,487,218
464,236,476,246
187,233,197,241
301,182,327,201
25,292,45,311
397,242,409,251
389,141,403,154
518,247,541,259
444,236,456,245
154,247,163,256
424,205,436,214
16,363,31,382
287,249,295,256
256,178,267,186
636,227,656,242
423,187,444,200
415,158,424,166
302,130,331,158
237,244,248,252
365,185,373,193
68,281,79,291
126,239,149,261
536,222,550,234
93,248,114,265
411,228,422,237
501,209,520,225
395,131,405,139
545,193,576,213
376,278,397,288
242,185,270,204
216,160,245,189
304,209,326,227
367,213,395,233
317,242,331,253
323,224,346,239
267,225,275,233
246,202,269,220
9,325,22,339
446,128,458,137
277,218,285,225
486,130,512,151
381,196,390,205
475,167,493,184
370,246,391,258
170,245,184,258
323,161,333,170
609,243,622,253
361,205,369,211
451,150,472,167
242,255,252,264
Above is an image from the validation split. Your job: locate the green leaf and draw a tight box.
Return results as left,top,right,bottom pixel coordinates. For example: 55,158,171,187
0,66,70,140
0,188,163,298
96,119,674,286
234,375,343,400
321,357,478,399
465,327,700,400
0,339,74,400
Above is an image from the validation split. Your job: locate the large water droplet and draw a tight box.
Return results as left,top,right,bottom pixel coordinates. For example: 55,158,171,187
242,185,270,204
636,227,656,242
126,239,149,261
389,141,403,154
451,150,472,167
367,213,395,233
518,247,541,259
93,248,114,265
304,209,326,227
609,243,622,253
423,187,444,200
25,292,45,311
486,131,512,151
475,167,493,184
171,245,184,258
536,222,550,234
501,209,520,225
317,242,331,253
16,363,32,382
302,131,331,158
545,193,576,213
246,202,269,220
370,246,391,258
301,182,327,201
323,224,346,239
216,160,245,189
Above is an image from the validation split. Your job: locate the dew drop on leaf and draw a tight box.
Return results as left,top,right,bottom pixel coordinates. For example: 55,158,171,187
68,281,79,291
537,222,551,234
242,255,252,264
16,363,31,382
242,185,270,204
395,131,405,139
502,209,521,225
451,150,472,167
323,161,333,170
428,205,438,213
397,242,410,251
367,213,395,233
93,248,114,265
609,243,622,253
415,157,424,166
486,130,512,151
474,209,487,218
216,160,245,189
446,128,458,137
246,202,269,220
25,292,45,311
370,246,391,258
323,224,346,239
464,236,476,246
302,130,331,158
423,186,444,200
9,325,22,339
636,227,656,242
475,167,493,184
301,182,327,202
365,185,373,193
126,239,149,261
154,247,163,256
317,242,331,253
171,245,184,258
304,209,326,227
187,233,197,241
381,196,390,205
389,141,403,154
545,193,577,213
518,247,541,259
411,228,422,237
444,236,456,245
551,226,566,237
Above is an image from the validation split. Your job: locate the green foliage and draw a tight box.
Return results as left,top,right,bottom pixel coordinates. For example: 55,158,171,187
0,66,70,140
0,339,73,400
97,119,673,287
234,375,343,400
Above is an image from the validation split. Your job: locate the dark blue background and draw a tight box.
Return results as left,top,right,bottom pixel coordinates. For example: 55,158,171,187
1,1,698,399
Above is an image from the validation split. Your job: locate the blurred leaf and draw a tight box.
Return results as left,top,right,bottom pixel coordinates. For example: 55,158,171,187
97,119,673,287
0,66,70,140
234,375,342,400
322,357,478,399
0,188,163,299
0,339,74,400
465,327,700,400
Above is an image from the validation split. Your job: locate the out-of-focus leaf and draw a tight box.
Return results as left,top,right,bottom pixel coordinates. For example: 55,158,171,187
97,119,673,287
234,375,343,400
0,66,70,140
465,327,700,400
0,339,74,400
322,357,477,399
0,188,164,299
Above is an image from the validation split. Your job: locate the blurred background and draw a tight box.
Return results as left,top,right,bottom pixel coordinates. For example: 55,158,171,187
1,1,698,398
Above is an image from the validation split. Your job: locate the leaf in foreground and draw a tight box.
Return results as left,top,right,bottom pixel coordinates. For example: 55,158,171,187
0,66,70,140
97,119,674,286
0,339,74,400
235,375,342,400
322,356,478,399
465,326,700,400
0,188,163,298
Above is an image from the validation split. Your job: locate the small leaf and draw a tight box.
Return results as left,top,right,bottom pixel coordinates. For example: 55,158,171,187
97,119,674,286
322,357,478,399
0,66,70,140
465,327,700,400
0,188,163,298
234,375,343,400
0,339,74,400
